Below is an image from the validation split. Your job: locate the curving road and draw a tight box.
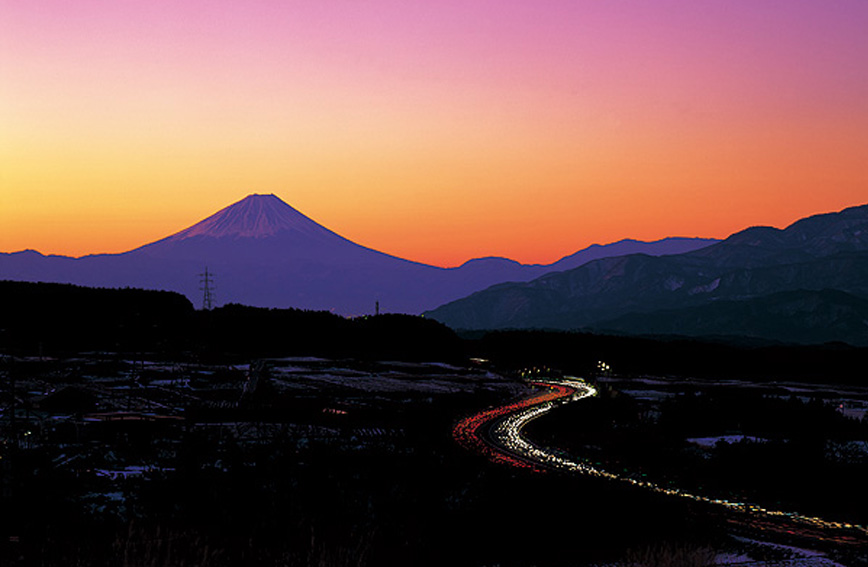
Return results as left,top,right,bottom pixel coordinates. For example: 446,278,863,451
453,377,868,547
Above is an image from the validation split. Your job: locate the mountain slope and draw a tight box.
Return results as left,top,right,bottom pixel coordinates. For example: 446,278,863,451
595,289,868,346
0,194,716,314
424,203,868,342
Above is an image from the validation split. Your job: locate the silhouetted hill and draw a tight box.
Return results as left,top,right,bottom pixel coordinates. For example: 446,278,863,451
0,281,462,361
0,280,195,353
196,305,463,361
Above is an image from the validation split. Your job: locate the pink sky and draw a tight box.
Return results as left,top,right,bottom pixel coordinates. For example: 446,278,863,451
2,1,868,266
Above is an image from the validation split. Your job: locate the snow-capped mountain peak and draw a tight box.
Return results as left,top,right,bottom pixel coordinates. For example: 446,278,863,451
165,194,337,241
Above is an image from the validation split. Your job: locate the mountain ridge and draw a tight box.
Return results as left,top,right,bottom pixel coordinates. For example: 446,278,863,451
424,202,868,344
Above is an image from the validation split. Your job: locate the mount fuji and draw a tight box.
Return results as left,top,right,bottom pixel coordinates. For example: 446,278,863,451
1,194,716,314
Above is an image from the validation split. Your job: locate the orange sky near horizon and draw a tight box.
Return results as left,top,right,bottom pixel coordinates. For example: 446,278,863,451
2,2,867,267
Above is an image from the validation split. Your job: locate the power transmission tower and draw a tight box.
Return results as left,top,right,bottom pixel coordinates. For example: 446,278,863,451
199,267,215,310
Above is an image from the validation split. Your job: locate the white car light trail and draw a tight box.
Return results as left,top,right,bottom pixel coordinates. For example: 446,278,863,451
455,376,868,545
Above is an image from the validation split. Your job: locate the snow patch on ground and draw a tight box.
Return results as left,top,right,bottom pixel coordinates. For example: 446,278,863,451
620,389,675,401
713,552,753,564
724,536,848,567
689,277,721,295
686,435,770,448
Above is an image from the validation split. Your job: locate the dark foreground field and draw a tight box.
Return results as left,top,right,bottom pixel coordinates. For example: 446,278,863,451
1,282,866,565
2,354,866,566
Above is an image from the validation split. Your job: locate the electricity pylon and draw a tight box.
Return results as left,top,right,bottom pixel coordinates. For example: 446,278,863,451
199,267,215,310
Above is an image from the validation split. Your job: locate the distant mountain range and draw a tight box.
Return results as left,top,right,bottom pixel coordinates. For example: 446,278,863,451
425,203,868,345
0,194,716,315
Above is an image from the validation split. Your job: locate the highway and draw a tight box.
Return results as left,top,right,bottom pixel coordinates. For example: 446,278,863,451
453,376,868,547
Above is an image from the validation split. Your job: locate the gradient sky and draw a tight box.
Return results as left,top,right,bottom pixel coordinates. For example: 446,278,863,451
2,1,868,267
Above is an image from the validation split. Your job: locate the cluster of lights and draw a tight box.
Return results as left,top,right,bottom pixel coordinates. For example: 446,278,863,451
519,367,553,379
455,375,868,545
